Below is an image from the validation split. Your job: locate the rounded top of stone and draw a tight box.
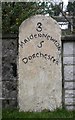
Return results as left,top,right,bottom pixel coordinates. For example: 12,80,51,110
19,14,60,31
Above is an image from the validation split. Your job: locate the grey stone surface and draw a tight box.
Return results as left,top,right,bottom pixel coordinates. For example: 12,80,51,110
0,74,2,82
2,36,18,108
65,105,75,110
65,90,75,98
73,66,75,77
65,98,75,105
64,82,75,90
0,45,2,83
63,42,73,56
2,99,17,108
2,80,17,99
0,82,2,98
18,15,62,112
73,42,75,55
63,57,73,65
73,57,75,64
64,65,73,80
2,39,18,80
63,41,75,110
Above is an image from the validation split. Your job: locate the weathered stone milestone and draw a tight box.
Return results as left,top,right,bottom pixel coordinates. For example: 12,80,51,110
18,15,62,112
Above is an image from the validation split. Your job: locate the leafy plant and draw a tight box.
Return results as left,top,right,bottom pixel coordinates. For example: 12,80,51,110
2,2,61,34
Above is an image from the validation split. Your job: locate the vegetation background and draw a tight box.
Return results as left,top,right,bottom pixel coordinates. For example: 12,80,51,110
2,1,75,34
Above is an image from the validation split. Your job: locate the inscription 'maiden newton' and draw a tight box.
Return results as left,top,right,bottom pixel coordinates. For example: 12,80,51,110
22,52,58,65
19,33,61,51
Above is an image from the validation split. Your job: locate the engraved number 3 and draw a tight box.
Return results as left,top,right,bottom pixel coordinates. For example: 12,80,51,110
36,22,42,32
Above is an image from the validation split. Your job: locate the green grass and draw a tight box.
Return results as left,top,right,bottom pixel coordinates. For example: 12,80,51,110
2,108,74,119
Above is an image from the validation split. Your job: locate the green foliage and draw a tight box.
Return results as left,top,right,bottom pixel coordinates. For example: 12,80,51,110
2,2,38,33
2,2,61,34
67,1,75,34
67,1,75,14
2,108,74,119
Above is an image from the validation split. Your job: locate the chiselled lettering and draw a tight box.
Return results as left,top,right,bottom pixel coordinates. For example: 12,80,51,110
37,41,44,48
19,32,61,51
22,52,58,65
